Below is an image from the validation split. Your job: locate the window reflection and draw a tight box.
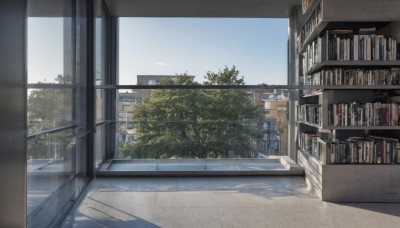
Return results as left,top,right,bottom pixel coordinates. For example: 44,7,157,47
27,87,74,134
27,130,76,225
27,0,81,226
94,0,107,166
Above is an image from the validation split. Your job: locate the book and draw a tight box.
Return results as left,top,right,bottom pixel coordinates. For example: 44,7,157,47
328,136,399,164
329,102,400,127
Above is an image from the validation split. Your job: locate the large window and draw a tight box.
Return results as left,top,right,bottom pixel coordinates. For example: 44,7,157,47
113,18,289,160
118,18,288,85
94,0,110,166
27,0,89,226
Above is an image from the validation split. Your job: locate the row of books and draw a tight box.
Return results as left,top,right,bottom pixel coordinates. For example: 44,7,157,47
298,132,321,160
326,32,398,61
298,104,321,125
299,134,400,164
304,68,400,86
328,102,400,126
303,30,398,72
329,136,400,164
299,2,322,48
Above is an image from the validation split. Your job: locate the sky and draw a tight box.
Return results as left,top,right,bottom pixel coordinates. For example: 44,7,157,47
119,18,288,85
28,17,288,85
28,18,64,84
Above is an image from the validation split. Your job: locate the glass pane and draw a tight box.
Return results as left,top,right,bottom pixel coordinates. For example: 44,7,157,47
27,88,74,134
118,18,288,85
95,124,106,166
27,0,85,226
27,130,76,225
27,17,68,84
96,89,105,122
95,2,106,85
115,88,289,159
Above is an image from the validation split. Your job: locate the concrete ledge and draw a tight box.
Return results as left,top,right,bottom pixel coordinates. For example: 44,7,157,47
279,156,304,173
96,157,304,177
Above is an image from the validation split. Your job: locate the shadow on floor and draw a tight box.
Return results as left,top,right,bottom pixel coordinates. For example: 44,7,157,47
336,203,400,218
62,195,161,228
62,215,161,228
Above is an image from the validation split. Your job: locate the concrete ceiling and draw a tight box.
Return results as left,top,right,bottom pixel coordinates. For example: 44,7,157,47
104,0,300,18
28,0,64,17
28,0,300,18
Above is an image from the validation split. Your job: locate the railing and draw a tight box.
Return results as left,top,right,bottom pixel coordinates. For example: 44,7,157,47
112,88,289,159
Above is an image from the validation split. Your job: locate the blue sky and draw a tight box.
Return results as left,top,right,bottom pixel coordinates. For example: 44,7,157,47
119,18,288,85
28,18,64,84
28,18,288,85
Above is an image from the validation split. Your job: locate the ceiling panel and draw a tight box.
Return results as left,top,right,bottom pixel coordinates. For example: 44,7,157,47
105,0,300,18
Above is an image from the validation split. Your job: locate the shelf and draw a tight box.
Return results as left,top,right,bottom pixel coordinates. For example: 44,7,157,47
307,60,400,75
328,163,400,165
296,0,400,203
325,126,400,130
297,121,321,129
299,21,328,53
300,85,400,91
298,149,400,202
298,121,400,130
302,92,322,97
298,22,391,54
298,148,322,165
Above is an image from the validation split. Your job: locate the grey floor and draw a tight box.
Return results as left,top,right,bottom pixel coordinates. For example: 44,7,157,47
61,177,400,228
27,160,70,216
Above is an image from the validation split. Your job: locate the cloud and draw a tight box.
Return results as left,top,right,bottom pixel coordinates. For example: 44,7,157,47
155,62,167,66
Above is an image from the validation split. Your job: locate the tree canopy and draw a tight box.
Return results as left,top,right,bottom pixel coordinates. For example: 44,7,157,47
28,74,73,133
120,66,265,159
27,74,74,159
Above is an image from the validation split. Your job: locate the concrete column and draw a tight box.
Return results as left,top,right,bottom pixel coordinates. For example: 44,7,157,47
0,0,27,227
287,6,299,161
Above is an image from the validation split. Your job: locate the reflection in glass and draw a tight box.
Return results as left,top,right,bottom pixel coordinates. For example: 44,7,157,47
27,88,74,134
96,89,105,122
95,124,106,166
27,130,75,225
93,0,107,166
27,0,83,226
95,3,105,85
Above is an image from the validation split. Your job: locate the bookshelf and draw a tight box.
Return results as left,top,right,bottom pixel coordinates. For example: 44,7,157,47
296,0,400,202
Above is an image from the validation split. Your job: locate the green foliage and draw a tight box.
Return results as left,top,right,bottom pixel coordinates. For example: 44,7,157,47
204,65,244,85
125,67,265,159
28,74,73,132
27,74,74,159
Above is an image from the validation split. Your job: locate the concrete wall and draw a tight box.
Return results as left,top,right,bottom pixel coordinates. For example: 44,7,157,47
0,0,27,227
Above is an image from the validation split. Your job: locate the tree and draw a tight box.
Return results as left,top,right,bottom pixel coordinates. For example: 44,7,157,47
126,66,265,159
28,74,73,133
27,74,74,159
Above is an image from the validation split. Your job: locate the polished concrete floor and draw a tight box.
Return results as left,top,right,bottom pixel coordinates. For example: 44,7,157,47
61,177,400,228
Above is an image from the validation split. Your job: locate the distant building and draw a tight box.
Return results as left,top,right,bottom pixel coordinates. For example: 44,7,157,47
116,75,196,145
260,89,289,156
